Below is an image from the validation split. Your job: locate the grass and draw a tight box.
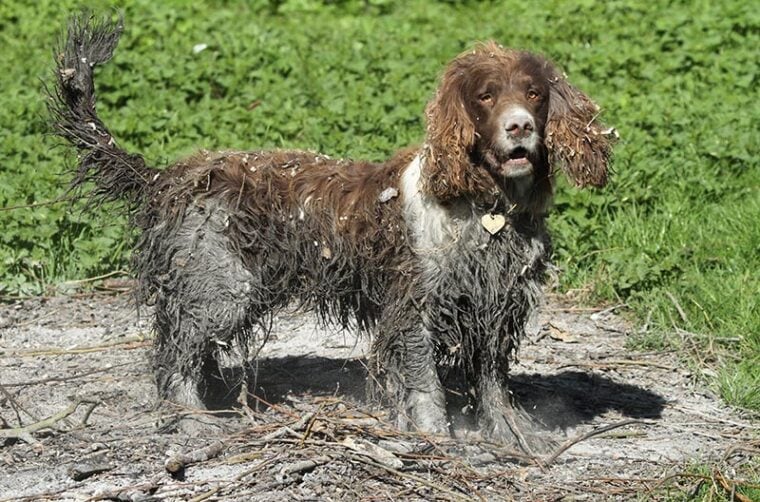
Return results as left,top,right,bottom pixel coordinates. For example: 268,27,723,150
1,0,758,415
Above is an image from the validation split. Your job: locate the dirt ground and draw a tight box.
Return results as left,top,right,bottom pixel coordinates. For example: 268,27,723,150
0,291,757,501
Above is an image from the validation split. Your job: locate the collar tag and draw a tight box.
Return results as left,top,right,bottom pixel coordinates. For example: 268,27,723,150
481,213,506,235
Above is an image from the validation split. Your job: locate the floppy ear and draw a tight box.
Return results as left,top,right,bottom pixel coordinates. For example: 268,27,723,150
545,70,616,188
422,66,493,201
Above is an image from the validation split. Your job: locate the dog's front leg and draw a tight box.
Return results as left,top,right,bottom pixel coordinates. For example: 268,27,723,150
477,372,553,454
396,326,448,435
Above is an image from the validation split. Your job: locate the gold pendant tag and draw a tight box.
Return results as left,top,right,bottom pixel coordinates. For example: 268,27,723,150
481,213,506,235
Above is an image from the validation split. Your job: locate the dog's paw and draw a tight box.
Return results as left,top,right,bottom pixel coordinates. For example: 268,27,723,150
400,389,449,435
479,402,556,455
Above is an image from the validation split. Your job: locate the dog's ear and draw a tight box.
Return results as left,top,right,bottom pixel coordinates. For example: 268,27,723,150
545,69,615,188
422,63,492,201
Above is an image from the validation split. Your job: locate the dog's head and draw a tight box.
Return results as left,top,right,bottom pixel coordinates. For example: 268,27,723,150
423,42,614,207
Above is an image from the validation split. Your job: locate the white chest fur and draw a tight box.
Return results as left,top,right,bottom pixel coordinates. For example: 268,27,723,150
400,155,489,261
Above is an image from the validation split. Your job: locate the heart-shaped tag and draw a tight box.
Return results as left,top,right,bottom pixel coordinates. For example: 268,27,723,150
481,213,506,235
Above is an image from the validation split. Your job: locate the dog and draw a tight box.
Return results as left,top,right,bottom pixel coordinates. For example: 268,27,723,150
49,14,614,450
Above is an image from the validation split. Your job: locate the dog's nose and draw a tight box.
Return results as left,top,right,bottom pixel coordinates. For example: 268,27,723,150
504,110,535,138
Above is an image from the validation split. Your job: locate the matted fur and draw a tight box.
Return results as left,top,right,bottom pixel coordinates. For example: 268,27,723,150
47,15,614,448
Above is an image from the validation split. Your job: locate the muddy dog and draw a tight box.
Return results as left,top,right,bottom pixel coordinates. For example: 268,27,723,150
48,14,614,451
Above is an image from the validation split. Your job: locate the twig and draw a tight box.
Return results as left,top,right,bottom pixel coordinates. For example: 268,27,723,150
87,480,159,501
165,440,226,476
80,401,99,426
0,399,99,444
280,455,331,476
714,468,752,502
5,362,134,387
59,270,130,286
649,472,760,495
589,303,629,320
542,419,644,465
671,404,759,430
0,382,40,425
67,461,114,481
261,411,314,441
188,455,280,502
346,452,469,501
246,393,299,419
342,436,403,469
557,359,675,371
4,334,150,357
0,195,76,212
722,441,760,461
665,290,690,325
300,403,324,445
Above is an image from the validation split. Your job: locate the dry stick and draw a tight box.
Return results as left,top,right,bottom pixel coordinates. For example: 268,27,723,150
671,404,760,430
423,462,489,502
13,309,59,328
0,195,76,212
557,360,675,371
665,290,690,324
280,455,332,476
5,362,134,387
345,452,469,502
589,303,629,319
0,382,39,425
650,472,760,496
86,480,160,502
247,392,299,419
0,487,71,502
165,440,227,475
59,270,130,286
714,469,752,502
722,441,760,461
542,419,645,466
6,335,151,357
299,402,325,446
0,289,126,302
0,399,99,444
236,379,259,426
261,411,314,441
188,455,281,502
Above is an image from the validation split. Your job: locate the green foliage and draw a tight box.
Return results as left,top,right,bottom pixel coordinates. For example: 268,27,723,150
0,1,757,406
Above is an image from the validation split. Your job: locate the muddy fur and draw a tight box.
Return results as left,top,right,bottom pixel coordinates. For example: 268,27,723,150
47,14,614,449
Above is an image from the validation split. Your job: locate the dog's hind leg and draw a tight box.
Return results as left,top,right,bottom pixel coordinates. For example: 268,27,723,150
147,201,256,434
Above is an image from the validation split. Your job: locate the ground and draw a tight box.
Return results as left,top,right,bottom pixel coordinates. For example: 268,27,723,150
0,290,756,501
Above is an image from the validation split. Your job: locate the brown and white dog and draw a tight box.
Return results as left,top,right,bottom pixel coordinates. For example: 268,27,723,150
49,15,614,450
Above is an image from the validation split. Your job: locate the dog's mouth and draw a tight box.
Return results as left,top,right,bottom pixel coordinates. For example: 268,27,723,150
498,147,534,177
481,147,536,178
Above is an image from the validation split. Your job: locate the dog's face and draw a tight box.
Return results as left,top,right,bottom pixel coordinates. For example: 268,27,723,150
463,54,551,180
423,43,613,203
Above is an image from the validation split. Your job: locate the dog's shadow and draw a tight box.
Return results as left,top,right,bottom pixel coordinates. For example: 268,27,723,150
210,355,666,431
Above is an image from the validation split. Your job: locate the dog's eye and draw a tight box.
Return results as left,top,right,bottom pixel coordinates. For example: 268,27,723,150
527,89,540,101
478,93,493,105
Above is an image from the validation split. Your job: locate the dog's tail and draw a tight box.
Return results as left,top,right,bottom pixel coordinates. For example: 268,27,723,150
47,13,156,209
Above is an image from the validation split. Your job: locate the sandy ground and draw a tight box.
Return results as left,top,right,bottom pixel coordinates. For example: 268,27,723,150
0,292,757,501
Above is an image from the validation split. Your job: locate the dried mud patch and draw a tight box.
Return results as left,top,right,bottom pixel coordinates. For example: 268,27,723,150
0,293,756,500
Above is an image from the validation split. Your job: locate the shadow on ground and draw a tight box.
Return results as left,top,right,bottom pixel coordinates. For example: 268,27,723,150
206,355,666,433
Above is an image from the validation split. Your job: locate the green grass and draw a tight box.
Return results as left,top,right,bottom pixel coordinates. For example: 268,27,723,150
1,0,758,422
